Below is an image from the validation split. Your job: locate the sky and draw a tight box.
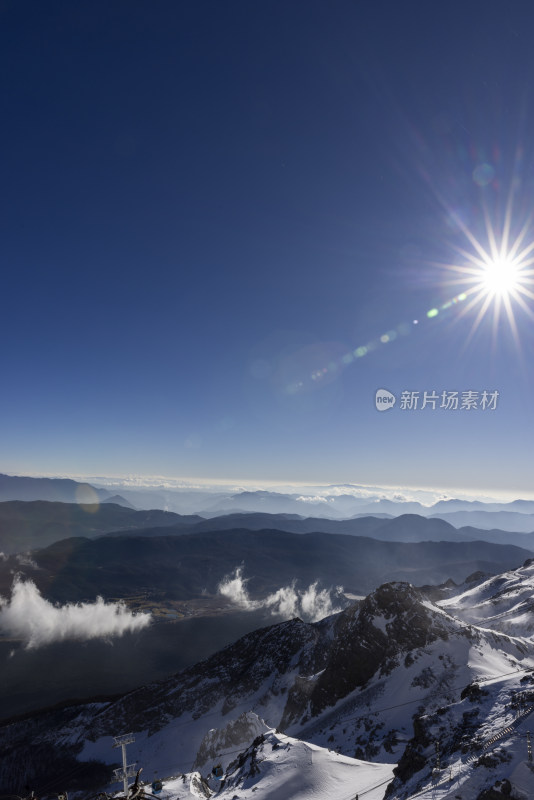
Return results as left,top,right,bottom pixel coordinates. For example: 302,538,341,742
2,1,534,496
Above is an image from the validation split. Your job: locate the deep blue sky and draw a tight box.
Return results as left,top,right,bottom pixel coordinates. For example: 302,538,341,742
2,1,534,494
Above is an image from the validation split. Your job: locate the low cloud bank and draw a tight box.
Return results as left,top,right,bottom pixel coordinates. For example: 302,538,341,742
217,567,344,622
15,553,39,569
0,578,151,649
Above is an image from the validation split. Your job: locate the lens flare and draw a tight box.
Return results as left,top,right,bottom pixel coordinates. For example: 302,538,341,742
283,190,534,395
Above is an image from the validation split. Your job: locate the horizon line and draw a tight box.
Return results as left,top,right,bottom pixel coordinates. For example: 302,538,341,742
1,469,533,504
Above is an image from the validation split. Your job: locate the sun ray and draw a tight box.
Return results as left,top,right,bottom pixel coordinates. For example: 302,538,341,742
502,292,523,351
464,292,495,343
491,295,503,345
501,184,514,257
454,288,489,323
510,290,534,318
512,235,534,264
484,206,500,264
507,218,531,260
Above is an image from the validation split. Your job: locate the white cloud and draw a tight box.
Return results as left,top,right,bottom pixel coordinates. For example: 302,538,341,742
0,578,151,649
15,553,39,569
217,567,344,623
17,471,519,502
295,495,329,504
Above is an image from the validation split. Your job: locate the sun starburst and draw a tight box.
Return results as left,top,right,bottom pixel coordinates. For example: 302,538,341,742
439,202,534,346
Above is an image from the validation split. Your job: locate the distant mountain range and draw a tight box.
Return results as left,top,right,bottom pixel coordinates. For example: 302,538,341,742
101,493,136,509
203,491,534,520
174,511,534,546
0,473,113,504
0,500,202,554
2,498,534,555
1,527,532,603
3,472,534,522
429,508,534,533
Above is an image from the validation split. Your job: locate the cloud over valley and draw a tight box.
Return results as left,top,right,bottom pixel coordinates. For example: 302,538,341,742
0,578,151,649
217,567,344,622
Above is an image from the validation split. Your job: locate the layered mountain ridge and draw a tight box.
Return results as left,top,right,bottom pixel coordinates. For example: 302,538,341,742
3,472,534,525
1,527,531,603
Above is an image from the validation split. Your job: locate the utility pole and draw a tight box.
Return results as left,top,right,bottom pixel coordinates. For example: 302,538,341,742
112,734,137,797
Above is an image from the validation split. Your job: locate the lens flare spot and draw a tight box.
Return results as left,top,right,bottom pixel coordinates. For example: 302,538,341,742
75,484,100,513
472,163,495,187
427,308,439,318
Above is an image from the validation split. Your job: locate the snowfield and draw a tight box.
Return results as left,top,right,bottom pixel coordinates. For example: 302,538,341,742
204,730,393,800
80,723,394,800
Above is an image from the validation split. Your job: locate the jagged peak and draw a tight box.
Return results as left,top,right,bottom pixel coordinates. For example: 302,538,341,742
361,581,424,615
194,711,269,772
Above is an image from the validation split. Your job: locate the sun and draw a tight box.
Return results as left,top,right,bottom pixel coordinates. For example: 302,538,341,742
438,204,534,345
481,255,520,298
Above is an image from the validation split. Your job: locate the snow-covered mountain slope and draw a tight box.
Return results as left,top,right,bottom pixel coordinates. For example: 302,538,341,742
213,728,394,800
438,558,534,636
193,711,271,773
5,573,534,799
136,727,393,800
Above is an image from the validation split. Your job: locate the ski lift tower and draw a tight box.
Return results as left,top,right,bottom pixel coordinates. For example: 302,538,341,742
112,734,137,797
